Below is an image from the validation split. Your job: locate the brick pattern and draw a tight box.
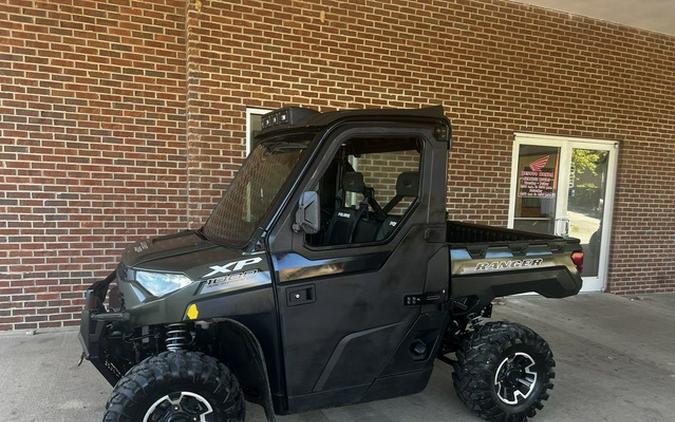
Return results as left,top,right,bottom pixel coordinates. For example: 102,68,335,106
184,0,674,296
185,0,251,227
357,150,420,215
0,0,187,330
1,0,674,329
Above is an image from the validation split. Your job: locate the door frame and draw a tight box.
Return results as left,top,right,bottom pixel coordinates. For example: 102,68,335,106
268,123,448,408
508,133,620,292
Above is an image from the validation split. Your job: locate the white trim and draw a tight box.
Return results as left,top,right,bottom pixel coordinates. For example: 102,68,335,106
597,142,619,293
514,132,622,145
507,139,520,228
245,107,273,155
509,133,620,292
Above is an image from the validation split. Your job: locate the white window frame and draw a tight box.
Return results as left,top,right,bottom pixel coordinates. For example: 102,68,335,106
245,107,273,155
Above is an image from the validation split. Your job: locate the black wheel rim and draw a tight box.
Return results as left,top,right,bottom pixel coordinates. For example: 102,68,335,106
143,391,213,422
494,352,538,405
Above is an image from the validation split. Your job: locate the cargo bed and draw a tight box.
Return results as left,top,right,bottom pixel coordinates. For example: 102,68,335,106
447,221,561,246
447,221,583,304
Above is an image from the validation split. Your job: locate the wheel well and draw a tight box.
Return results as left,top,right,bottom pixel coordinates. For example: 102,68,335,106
210,319,276,422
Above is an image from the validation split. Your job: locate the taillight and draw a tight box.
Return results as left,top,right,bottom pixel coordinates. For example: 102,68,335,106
571,251,584,273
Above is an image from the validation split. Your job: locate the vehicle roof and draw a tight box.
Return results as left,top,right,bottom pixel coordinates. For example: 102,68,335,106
304,104,445,125
257,105,447,138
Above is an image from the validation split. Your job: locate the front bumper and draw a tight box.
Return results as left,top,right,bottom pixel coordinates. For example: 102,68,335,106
79,271,127,386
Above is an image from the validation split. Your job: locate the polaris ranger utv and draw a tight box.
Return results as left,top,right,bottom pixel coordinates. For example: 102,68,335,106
79,106,584,422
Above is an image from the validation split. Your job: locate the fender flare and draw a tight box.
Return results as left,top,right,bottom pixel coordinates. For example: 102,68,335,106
211,318,276,422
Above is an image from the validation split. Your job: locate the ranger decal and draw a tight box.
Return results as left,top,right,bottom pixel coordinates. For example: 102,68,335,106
474,258,544,272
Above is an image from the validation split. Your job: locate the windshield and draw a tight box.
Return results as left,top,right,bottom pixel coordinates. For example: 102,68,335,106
202,138,311,245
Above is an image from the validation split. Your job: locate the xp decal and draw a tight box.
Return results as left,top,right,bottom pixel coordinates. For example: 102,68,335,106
202,257,263,278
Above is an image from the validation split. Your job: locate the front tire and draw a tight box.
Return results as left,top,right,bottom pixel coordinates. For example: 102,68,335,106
452,322,555,422
103,351,245,422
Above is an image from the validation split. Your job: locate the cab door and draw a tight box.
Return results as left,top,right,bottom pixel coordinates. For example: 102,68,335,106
267,124,449,412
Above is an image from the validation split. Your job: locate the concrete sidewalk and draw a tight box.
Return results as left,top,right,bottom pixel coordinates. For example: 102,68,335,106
2,293,674,422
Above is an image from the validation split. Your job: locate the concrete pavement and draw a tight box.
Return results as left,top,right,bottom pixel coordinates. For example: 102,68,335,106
1,293,674,422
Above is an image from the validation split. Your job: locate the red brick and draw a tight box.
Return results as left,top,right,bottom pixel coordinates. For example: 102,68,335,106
0,0,673,330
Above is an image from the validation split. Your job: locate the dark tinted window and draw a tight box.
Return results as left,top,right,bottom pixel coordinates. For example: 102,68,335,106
203,139,310,245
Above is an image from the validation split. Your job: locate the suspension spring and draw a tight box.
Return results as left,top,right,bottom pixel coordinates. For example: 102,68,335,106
165,323,190,352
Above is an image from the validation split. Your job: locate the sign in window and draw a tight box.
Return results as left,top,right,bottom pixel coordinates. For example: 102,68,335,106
514,145,560,235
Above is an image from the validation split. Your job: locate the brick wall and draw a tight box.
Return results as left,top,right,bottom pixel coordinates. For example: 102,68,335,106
0,0,187,330
1,0,674,329
185,0,674,296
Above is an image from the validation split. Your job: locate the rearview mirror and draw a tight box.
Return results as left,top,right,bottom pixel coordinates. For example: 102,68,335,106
293,191,320,234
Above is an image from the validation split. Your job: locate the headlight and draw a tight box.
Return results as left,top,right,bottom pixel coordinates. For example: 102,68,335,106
135,271,193,297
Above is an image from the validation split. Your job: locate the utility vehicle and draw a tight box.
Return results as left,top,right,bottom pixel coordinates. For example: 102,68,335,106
79,106,584,422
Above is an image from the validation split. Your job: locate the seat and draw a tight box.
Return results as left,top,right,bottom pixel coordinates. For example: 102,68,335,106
375,171,419,240
352,215,381,243
324,171,371,245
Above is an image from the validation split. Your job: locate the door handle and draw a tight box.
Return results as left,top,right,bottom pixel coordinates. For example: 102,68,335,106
287,285,316,306
555,218,570,237
404,290,446,306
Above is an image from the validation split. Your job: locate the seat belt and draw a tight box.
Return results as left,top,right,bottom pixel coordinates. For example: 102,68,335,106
382,194,403,214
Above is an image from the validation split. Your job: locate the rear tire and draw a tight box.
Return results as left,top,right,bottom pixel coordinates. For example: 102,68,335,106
452,321,555,422
103,351,245,422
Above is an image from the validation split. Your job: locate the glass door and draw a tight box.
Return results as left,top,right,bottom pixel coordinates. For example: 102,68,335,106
509,134,619,292
512,144,561,235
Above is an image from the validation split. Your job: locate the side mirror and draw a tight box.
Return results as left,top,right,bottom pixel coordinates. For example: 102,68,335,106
293,191,320,234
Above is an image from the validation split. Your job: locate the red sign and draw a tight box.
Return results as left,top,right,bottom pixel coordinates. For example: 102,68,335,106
519,155,557,199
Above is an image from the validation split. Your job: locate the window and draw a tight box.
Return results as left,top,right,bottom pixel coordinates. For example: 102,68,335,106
306,136,422,247
203,137,311,246
246,108,273,155
513,145,561,235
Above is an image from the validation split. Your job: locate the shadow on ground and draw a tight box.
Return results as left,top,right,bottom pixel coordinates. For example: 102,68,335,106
2,293,674,422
